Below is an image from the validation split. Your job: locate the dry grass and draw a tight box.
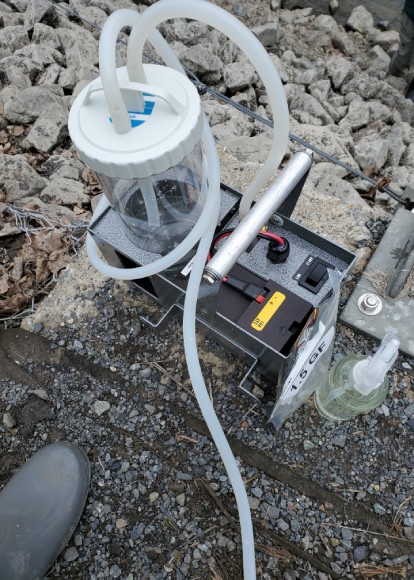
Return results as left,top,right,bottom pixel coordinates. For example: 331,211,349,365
356,563,406,578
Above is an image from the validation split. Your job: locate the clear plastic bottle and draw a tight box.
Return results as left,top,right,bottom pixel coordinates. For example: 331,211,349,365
314,333,400,422
96,142,207,255
314,354,389,421
69,61,206,257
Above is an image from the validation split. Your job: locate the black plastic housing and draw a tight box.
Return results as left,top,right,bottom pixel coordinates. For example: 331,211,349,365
266,237,290,263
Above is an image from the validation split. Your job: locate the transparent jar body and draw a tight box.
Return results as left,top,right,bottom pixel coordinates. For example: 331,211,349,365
314,355,389,422
97,142,208,255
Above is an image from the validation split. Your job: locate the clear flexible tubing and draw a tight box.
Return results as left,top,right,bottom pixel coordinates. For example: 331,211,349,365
120,25,256,576
89,16,257,576
182,138,256,580
159,30,256,577
98,9,143,134
86,2,290,576
88,14,256,579
126,0,289,219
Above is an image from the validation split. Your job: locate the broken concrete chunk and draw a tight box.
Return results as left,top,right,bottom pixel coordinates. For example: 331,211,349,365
0,153,46,202
26,102,68,153
4,86,65,124
58,68,77,91
41,155,84,181
39,177,89,207
57,27,99,84
346,5,375,35
252,22,282,47
14,44,65,67
223,61,256,94
15,196,80,222
353,133,389,172
37,63,62,87
32,23,62,50
24,0,54,31
0,25,29,59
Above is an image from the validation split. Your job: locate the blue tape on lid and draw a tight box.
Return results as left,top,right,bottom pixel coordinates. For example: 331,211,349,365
109,93,155,128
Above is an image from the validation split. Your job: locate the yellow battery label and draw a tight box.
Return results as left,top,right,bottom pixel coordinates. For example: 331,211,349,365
251,292,286,332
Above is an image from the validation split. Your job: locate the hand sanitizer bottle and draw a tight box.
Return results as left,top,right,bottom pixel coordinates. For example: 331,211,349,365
315,332,400,421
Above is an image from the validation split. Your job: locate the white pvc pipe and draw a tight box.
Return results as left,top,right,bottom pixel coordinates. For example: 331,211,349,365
127,0,289,219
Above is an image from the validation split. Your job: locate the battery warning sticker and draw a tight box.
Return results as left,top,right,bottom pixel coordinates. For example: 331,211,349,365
251,291,285,331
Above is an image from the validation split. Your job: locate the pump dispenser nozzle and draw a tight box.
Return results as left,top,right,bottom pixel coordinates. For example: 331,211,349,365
352,332,400,396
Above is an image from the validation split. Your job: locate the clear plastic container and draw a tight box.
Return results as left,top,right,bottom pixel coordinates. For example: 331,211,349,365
314,354,389,421
97,142,207,255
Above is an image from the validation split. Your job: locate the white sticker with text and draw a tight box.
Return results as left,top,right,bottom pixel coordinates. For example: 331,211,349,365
180,256,196,277
279,325,335,404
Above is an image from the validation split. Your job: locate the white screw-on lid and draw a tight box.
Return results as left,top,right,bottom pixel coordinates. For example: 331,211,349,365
68,64,203,179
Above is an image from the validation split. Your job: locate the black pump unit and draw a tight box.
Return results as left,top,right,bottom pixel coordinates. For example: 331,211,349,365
89,175,355,412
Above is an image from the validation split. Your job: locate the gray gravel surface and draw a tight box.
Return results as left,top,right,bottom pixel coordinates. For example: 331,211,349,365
1,271,412,578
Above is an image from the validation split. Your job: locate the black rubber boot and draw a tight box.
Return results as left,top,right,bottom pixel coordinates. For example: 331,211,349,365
0,442,90,579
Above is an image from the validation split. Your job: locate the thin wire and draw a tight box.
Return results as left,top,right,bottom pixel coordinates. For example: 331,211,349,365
4,205,88,255
47,0,409,208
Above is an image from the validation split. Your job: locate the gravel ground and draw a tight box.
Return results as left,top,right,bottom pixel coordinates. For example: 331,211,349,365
0,250,411,578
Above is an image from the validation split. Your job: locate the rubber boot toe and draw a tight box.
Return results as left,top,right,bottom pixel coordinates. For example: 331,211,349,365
0,442,90,580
